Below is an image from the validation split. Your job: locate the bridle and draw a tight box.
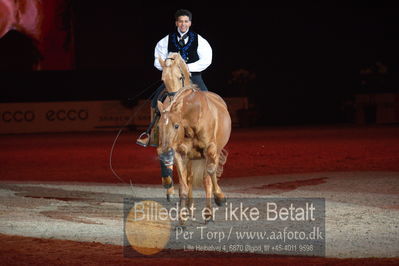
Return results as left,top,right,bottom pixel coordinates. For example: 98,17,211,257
160,56,196,113
165,57,186,97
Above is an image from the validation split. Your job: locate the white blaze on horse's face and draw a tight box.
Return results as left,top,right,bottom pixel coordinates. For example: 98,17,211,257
158,112,182,153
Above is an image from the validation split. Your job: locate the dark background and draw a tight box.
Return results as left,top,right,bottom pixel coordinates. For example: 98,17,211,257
1,3,398,125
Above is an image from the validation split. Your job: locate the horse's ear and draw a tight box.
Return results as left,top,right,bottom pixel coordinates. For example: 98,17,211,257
158,57,165,67
172,52,180,60
157,100,164,113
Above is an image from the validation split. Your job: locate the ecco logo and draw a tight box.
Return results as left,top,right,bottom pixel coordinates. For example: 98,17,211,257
46,109,88,121
0,111,35,122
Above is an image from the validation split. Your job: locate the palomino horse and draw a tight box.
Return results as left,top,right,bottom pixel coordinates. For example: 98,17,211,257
156,52,231,222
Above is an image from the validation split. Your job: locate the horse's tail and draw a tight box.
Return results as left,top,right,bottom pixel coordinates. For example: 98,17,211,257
190,149,228,188
216,148,229,178
191,159,206,188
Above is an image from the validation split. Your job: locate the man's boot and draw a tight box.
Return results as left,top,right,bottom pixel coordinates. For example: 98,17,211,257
149,123,159,147
136,108,159,147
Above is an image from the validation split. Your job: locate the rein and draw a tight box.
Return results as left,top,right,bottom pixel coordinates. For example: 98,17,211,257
162,87,192,113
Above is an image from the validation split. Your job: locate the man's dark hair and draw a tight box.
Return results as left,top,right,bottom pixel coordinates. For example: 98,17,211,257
175,9,192,21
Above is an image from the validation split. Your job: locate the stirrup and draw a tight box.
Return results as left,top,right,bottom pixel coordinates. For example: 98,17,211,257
136,132,150,147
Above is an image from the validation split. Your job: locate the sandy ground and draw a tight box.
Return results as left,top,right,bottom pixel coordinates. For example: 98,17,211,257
0,172,398,259
1,126,399,264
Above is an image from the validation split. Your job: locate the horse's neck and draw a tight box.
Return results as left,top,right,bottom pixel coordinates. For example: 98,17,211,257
163,87,192,113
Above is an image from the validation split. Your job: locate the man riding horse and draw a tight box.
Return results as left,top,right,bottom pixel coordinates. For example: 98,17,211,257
136,9,212,147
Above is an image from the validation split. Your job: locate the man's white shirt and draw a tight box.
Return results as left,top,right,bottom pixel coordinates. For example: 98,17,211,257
154,33,212,73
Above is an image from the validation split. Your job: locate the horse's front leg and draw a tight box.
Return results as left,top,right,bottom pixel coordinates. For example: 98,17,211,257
186,160,195,219
174,152,190,225
159,149,175,201
205,142,226,206
177,143,195,218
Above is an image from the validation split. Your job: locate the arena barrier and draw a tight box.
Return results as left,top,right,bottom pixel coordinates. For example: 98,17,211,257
0,98,248,134
355,93,399,124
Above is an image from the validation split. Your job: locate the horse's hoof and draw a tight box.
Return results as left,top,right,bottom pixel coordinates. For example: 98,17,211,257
214,195,226,206
204,212,214,224
179,218,188,226
205,218,215,224
175,225,186,231
166,193,175,202
162,176,173,189
166,186,175,202
203,208,213,223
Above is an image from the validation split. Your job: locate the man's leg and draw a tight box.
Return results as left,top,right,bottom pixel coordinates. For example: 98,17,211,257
150,83,166,109
136,83,165,147
190,73,208,91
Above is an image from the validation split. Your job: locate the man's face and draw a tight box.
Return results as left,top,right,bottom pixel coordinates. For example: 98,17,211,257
175,15,191,33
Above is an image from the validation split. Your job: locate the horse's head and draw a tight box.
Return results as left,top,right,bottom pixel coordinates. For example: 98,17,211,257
156,99,185,154
158,52,191,94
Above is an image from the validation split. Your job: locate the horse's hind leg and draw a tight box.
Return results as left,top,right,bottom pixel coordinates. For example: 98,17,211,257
205,143,226,206
203,174,213,223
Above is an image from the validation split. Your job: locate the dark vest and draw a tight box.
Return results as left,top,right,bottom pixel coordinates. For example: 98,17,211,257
167,31,199,64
